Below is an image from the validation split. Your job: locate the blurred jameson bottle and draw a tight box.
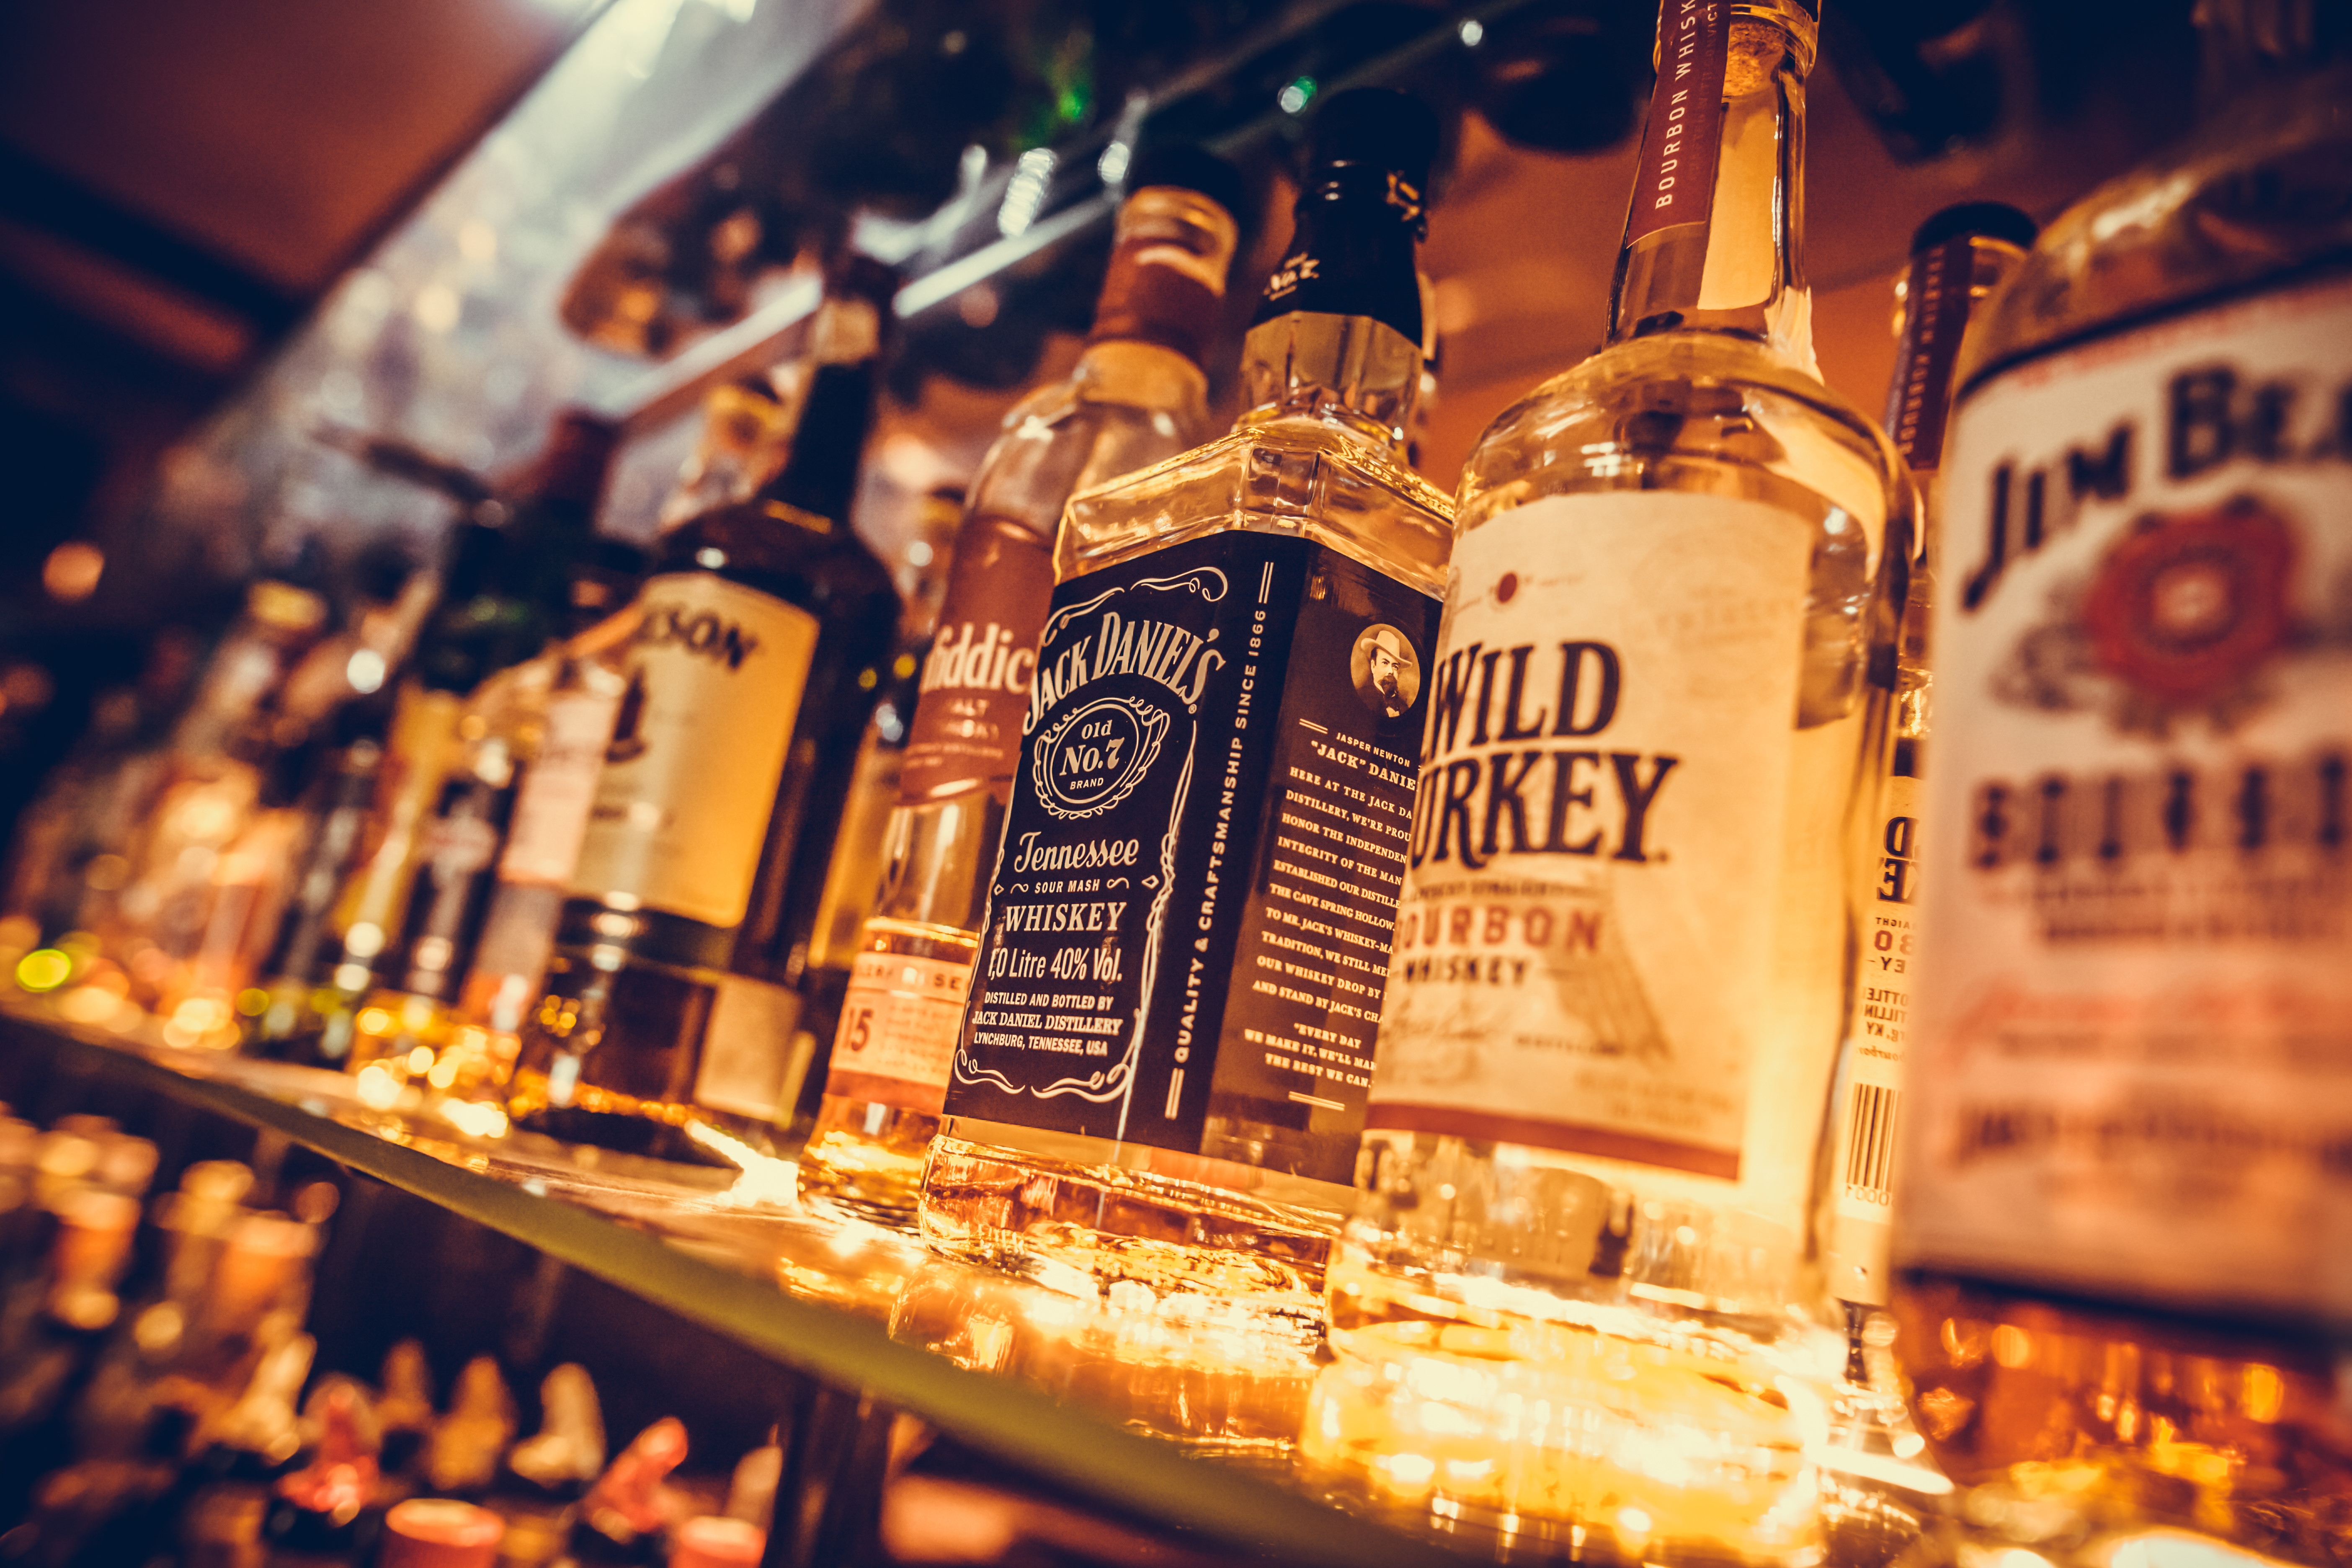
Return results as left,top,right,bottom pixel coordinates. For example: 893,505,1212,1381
249,413,615,1066
506,258,900,1160
918,92,1452,1331
1826,203,2034,1321
796,148,1246,1226
1895,3,2352,1561
1312,3,1910,1560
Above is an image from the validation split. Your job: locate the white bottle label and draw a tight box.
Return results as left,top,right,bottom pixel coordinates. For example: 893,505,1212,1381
1907,273,2352,1320
569,573,819,928
1368,492,1814,1188
1827,773,1921,1305
497,687,622,887
827,951,975,1113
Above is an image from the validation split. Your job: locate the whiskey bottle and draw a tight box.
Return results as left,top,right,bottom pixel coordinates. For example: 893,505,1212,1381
269,412,617,1066
1827,202,2033,1320
1812,204,2036,1548
343,540,647,1099
797,149,1246,1226
442,550,647,1053
918,91,1452,1331
1313,2,1909,1559
1894,3,2352,1560
506,258,901,1160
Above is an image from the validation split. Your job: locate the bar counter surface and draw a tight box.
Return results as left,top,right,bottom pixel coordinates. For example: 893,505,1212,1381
0,997,1475,1568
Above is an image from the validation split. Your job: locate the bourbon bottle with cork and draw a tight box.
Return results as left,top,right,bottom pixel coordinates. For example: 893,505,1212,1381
917,91,1452,1332
1312,3,1910,1560
1827,202,2034,1321
1894,2,2352,1561
797,147,1246,1227
505,258,900,1160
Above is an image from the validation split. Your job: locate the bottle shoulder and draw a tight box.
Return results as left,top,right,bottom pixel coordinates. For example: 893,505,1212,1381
966,377,1210,541
1060,415,1455,596
1961,63,2352,389
653,504,898,616
1458,331,1911,553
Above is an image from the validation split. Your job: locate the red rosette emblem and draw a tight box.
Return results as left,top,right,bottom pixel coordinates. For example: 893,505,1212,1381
2081,495,2294,707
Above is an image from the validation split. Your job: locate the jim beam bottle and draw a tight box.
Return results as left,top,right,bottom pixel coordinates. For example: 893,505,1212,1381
1895,3,2352,1559
1311,3,1910,1560
917,92,1451,1332
506,258,901,1160
1827,204,2034,1320
797,149,1246,1226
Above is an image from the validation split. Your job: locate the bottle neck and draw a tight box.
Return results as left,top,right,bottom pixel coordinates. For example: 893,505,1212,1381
759,352,877,529
1238,312,1423,451
1608,2,1816,365
1885,232,2030,479
1087,185,1237,368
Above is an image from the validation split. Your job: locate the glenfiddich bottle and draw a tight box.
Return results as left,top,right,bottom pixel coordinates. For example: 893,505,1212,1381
1826,203,2033,1320
918,92,1451,1330
1895,3,2352,1561
506,258,901,1159
1313,3,1908,1560
797,149,1246,1226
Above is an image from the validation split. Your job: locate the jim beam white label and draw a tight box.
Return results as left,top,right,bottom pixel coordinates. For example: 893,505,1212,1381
570,573,818,928
1368,492,1813,1186
1907,273,2352,1320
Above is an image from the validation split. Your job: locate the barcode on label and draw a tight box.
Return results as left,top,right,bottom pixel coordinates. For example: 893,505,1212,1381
1844,1083,1901,1204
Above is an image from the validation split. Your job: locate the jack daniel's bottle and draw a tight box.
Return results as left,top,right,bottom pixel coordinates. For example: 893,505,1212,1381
507,259,900,1159
1313,3,1910,1560
918,92,1452,1331
798,149,1246,1227
1895,3,2352,1561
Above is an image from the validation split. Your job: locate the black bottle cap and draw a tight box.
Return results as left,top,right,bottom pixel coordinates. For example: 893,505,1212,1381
1124,143,1248,226
1910,201,2037,255
1307,88,1440,203
1251,88,1437,341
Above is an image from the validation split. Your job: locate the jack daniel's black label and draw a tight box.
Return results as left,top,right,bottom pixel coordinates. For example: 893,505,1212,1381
946,532,1438,1181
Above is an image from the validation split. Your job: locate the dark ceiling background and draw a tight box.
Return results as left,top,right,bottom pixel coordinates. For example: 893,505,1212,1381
0,0,596,611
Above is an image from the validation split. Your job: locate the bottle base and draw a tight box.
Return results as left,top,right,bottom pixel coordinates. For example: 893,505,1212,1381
916,1134,1341,1341
1305,1242,1842,1568
794,1096,937,1229
505,1067,776,1166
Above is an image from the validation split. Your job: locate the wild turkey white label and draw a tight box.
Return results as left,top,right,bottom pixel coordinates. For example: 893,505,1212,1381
1368,492,1812,1182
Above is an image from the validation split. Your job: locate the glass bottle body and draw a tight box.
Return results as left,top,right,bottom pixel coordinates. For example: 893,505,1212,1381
919,309,1453,1331
1313,10,1911,1556
505,500,897,1159
800,340,1214,1224
1894,59,2352,1568
1320,330,1904,1564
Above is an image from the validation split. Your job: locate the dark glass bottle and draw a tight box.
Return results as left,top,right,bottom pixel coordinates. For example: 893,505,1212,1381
507,258,902,1160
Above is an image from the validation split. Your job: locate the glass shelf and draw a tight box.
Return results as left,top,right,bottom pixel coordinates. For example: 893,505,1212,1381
0,1002,1472,1568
